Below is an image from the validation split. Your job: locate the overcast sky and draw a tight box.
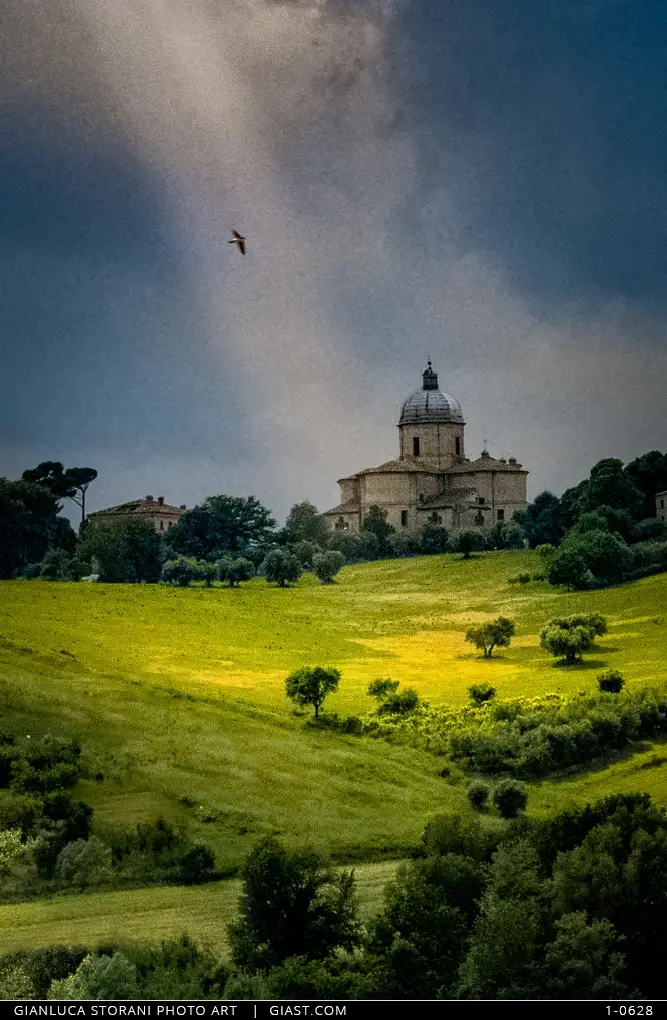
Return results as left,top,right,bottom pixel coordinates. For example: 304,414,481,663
2,1,667,525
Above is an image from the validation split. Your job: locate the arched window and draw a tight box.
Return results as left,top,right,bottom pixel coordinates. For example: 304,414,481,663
413,436,420,456
455,437,461,456
401,510,408,527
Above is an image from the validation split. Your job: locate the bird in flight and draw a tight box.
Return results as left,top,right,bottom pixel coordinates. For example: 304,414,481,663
229,230,246,255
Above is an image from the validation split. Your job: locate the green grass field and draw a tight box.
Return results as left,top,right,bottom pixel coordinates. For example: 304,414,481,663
0,860,399,956
1,551,667,948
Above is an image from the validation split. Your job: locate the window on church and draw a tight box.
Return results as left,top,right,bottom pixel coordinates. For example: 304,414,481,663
401,510,408,527
413,437,420,456
159,520,164,530
455,437,461,456
497,508,505,522
419,493,424,503
474,512,484,525
477,497,485,505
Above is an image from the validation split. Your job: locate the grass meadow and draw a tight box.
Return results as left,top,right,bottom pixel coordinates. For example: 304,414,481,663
1,550,667,949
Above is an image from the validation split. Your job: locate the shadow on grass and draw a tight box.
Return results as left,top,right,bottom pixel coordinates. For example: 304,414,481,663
550,658,608,670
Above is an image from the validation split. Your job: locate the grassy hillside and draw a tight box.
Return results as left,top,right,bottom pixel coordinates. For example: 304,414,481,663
0,860,399,957
1,553,666,873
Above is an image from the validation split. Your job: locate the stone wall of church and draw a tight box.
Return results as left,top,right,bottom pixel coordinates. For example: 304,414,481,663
398,422,465,469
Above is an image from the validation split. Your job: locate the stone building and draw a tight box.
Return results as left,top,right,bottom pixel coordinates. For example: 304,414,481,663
324,362,528,534
86,495,186,533
657,490,667,524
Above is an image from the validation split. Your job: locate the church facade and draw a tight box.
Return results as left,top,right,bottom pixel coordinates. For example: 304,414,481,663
324,363,528,534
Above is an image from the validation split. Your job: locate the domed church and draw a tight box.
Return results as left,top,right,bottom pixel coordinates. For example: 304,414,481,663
323,362,528,534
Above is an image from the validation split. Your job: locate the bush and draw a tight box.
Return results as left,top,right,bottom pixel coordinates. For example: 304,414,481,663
508,573,531,584
493,779,528,818
377,688,420,715
178,846,216,885
216,556,254,586
540,614,607,665
262,549,302,587
451,531,485,559
54,837,113,889
631,518,667,543
367,678,400,702
465,617,515,658
312,550,344,584
547,547,592,590
161,556,202,587
9,735,83,794
468,684,496,706
598,670,625,694
467,780,491,810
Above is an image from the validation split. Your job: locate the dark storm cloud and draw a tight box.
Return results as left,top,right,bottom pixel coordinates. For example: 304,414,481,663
1,0,665,525
392,0,667,308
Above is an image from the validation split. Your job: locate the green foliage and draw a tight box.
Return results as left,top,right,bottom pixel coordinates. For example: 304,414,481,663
79,518,163,583
312,550,345,584
377,688,420,716
468,683,496,706
507,572,531,583
515,491,566,548
631,517,667,543
22,462,97,525
0,828,36,876
577,458,644,519
625,450,667,520
465,616,515,658
451,530,485,559
467,781,490,810
386,532,421,558
216,556,254,586
166,494,276,561
262,548,302,587
8,735,83,795
291,540,323,570
493,779,528,818
597,670,625,694
178,846,216,885
361,505,395,551
54,837,113,890
48,951,139,1000
0,947,88,1000
419,523,449,554
282,501,329,548
367,678,400,702
0,478,61,578
285,666,341,718
39,548,78,581
161,555,203,586
547,546,592,590
228,835,360,970
540,614,606,665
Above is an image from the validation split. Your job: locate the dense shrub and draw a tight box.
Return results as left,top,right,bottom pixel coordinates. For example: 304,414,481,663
312,550,345,583
468,684,496,706
262,549,302,587
597,670,625,694
540,613,607,665
9,736,83,795
161,556,203,586
493,779,528,818
508,573,531,584
216,556,254,586
54,837,113,889
467,780,491,810
377,688,421,716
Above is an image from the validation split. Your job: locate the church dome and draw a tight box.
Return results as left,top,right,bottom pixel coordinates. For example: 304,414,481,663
399,362,464,425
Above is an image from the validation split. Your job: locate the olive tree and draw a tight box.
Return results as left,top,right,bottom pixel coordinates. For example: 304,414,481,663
285,666,341,718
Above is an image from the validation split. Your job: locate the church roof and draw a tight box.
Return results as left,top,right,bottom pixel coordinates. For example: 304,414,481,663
88,496,186,518
356,457,443,476
323,499,361,517
447,450,527,474
399,361,464,425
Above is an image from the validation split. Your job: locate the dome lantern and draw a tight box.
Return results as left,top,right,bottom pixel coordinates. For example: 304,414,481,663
422,360,438,391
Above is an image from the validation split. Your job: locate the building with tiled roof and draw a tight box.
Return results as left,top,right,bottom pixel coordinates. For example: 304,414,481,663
657,490,667,524
323,363,528,534
86,495,186,534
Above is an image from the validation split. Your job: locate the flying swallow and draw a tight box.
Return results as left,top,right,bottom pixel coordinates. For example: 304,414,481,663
229,230,246,255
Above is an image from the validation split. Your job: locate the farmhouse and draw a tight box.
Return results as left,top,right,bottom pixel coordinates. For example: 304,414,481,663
324,362,528,534
86,494,186,533
657,490,667,524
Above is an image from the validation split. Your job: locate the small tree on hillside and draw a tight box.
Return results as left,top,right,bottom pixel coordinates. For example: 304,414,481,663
452,530,485,560
493,779,528,819
547,547,592,590
285,666,341,718
262,549,302,587
292,540,322,570
312,550,344,584
228,835,359,971
465,617,515,658
540,615,606,665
